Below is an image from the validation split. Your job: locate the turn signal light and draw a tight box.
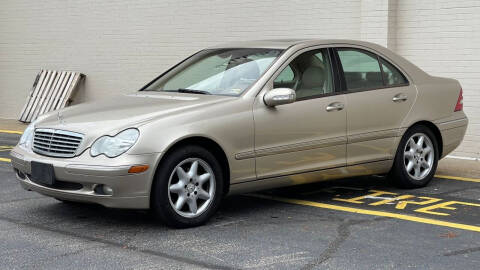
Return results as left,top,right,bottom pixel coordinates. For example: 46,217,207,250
128,165,149,174
454,88,463,112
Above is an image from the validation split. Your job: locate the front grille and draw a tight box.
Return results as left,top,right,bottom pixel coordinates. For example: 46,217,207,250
33,128,84,158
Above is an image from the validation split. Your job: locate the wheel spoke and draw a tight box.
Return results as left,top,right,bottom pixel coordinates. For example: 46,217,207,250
188,161,199,178
175,194,187,210
404,151,414,161
187,198,198,214
417,135,425,148
420,160,430,169
198,173,211,185
423,146,432,156
197,188,210,200
406,161,414,172
176,167,188,181
414,164,421,177
408,138,417,150
169,182,184,194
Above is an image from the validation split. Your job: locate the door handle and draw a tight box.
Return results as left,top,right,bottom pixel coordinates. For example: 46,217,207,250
392,93,408,102
326,102,344,112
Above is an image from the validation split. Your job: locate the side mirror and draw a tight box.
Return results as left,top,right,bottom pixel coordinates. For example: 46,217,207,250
263,88,296,107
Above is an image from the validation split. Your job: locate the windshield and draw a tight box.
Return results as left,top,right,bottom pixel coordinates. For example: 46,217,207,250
144,48,283,96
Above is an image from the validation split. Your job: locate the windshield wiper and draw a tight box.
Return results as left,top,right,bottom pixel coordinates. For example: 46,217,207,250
176,88,211,95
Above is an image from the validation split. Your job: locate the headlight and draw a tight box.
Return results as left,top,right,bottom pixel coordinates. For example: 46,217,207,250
90,129,139,158
19,122,35,150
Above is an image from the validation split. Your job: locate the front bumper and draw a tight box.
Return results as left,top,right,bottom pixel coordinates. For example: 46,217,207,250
10,146,162,209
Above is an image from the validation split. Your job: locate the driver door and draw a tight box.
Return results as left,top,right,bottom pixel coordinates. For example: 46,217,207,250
253,48,347,179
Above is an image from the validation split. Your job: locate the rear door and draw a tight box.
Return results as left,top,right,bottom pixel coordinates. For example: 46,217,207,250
334,47,417,165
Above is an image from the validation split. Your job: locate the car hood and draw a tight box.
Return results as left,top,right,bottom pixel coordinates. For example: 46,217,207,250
36,91,236,135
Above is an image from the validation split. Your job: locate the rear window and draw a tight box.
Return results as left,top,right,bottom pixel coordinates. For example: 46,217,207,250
380,58,408,86
337,49,384,91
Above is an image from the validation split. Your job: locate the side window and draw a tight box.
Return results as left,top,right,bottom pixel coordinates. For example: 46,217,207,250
380,58,408,86
337,49,383,91
273,65,295,87
273,49,334,100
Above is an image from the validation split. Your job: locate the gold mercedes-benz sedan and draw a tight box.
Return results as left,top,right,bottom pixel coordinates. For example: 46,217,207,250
11,39,468,228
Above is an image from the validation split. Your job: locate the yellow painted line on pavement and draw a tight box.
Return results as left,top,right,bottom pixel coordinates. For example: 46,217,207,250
435,175,480,183
250,194,480,233
0,157,11,163
0,129,23,135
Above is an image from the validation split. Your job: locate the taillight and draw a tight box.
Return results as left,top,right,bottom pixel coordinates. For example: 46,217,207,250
454,88,463,112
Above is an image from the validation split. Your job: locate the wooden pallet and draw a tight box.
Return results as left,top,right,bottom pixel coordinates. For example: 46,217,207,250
18,70,85,123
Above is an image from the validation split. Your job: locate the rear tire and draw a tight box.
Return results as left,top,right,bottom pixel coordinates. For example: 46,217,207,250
151,145,224,228
389,125,439,188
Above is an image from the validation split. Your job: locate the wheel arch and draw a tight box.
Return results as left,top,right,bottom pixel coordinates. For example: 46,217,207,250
151,136,231,202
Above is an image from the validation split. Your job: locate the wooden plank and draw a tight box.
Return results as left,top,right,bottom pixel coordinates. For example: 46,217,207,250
25,70,53,122
38,71,61,116
18,70,42,122
43,71,66,114
57,73,80,110
54,72,75,110
19,70,45,122
60,73,84,108
50,71,72,111
31,71,58,121
67,74,85,107
25,70,52,122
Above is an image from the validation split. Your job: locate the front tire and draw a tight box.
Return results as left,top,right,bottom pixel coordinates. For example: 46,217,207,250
390,125,439,188
151,145,224,228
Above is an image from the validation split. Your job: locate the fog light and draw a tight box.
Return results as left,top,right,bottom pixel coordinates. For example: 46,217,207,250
94,184,113,195
103,185,113,195
15,169,26,180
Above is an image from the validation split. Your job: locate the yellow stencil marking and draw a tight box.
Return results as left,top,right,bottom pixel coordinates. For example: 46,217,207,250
249,194,480,233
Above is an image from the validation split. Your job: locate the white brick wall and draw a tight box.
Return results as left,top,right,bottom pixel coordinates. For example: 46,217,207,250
0,0,360,118
396,0,480,158
0,0,478,158
360,0,396,49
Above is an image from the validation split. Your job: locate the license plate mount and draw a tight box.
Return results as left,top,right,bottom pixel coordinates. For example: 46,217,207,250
30,161,55,186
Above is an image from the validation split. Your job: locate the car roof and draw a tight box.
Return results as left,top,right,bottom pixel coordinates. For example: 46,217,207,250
208,39,380,49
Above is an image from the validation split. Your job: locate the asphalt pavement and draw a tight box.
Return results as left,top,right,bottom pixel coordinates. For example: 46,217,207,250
0,133,479,269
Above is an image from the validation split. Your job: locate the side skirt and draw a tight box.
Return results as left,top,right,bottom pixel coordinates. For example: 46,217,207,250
228,159,393,195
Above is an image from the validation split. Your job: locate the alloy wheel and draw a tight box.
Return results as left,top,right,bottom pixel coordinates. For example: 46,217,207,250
167,158,216,218
403,133,434,180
